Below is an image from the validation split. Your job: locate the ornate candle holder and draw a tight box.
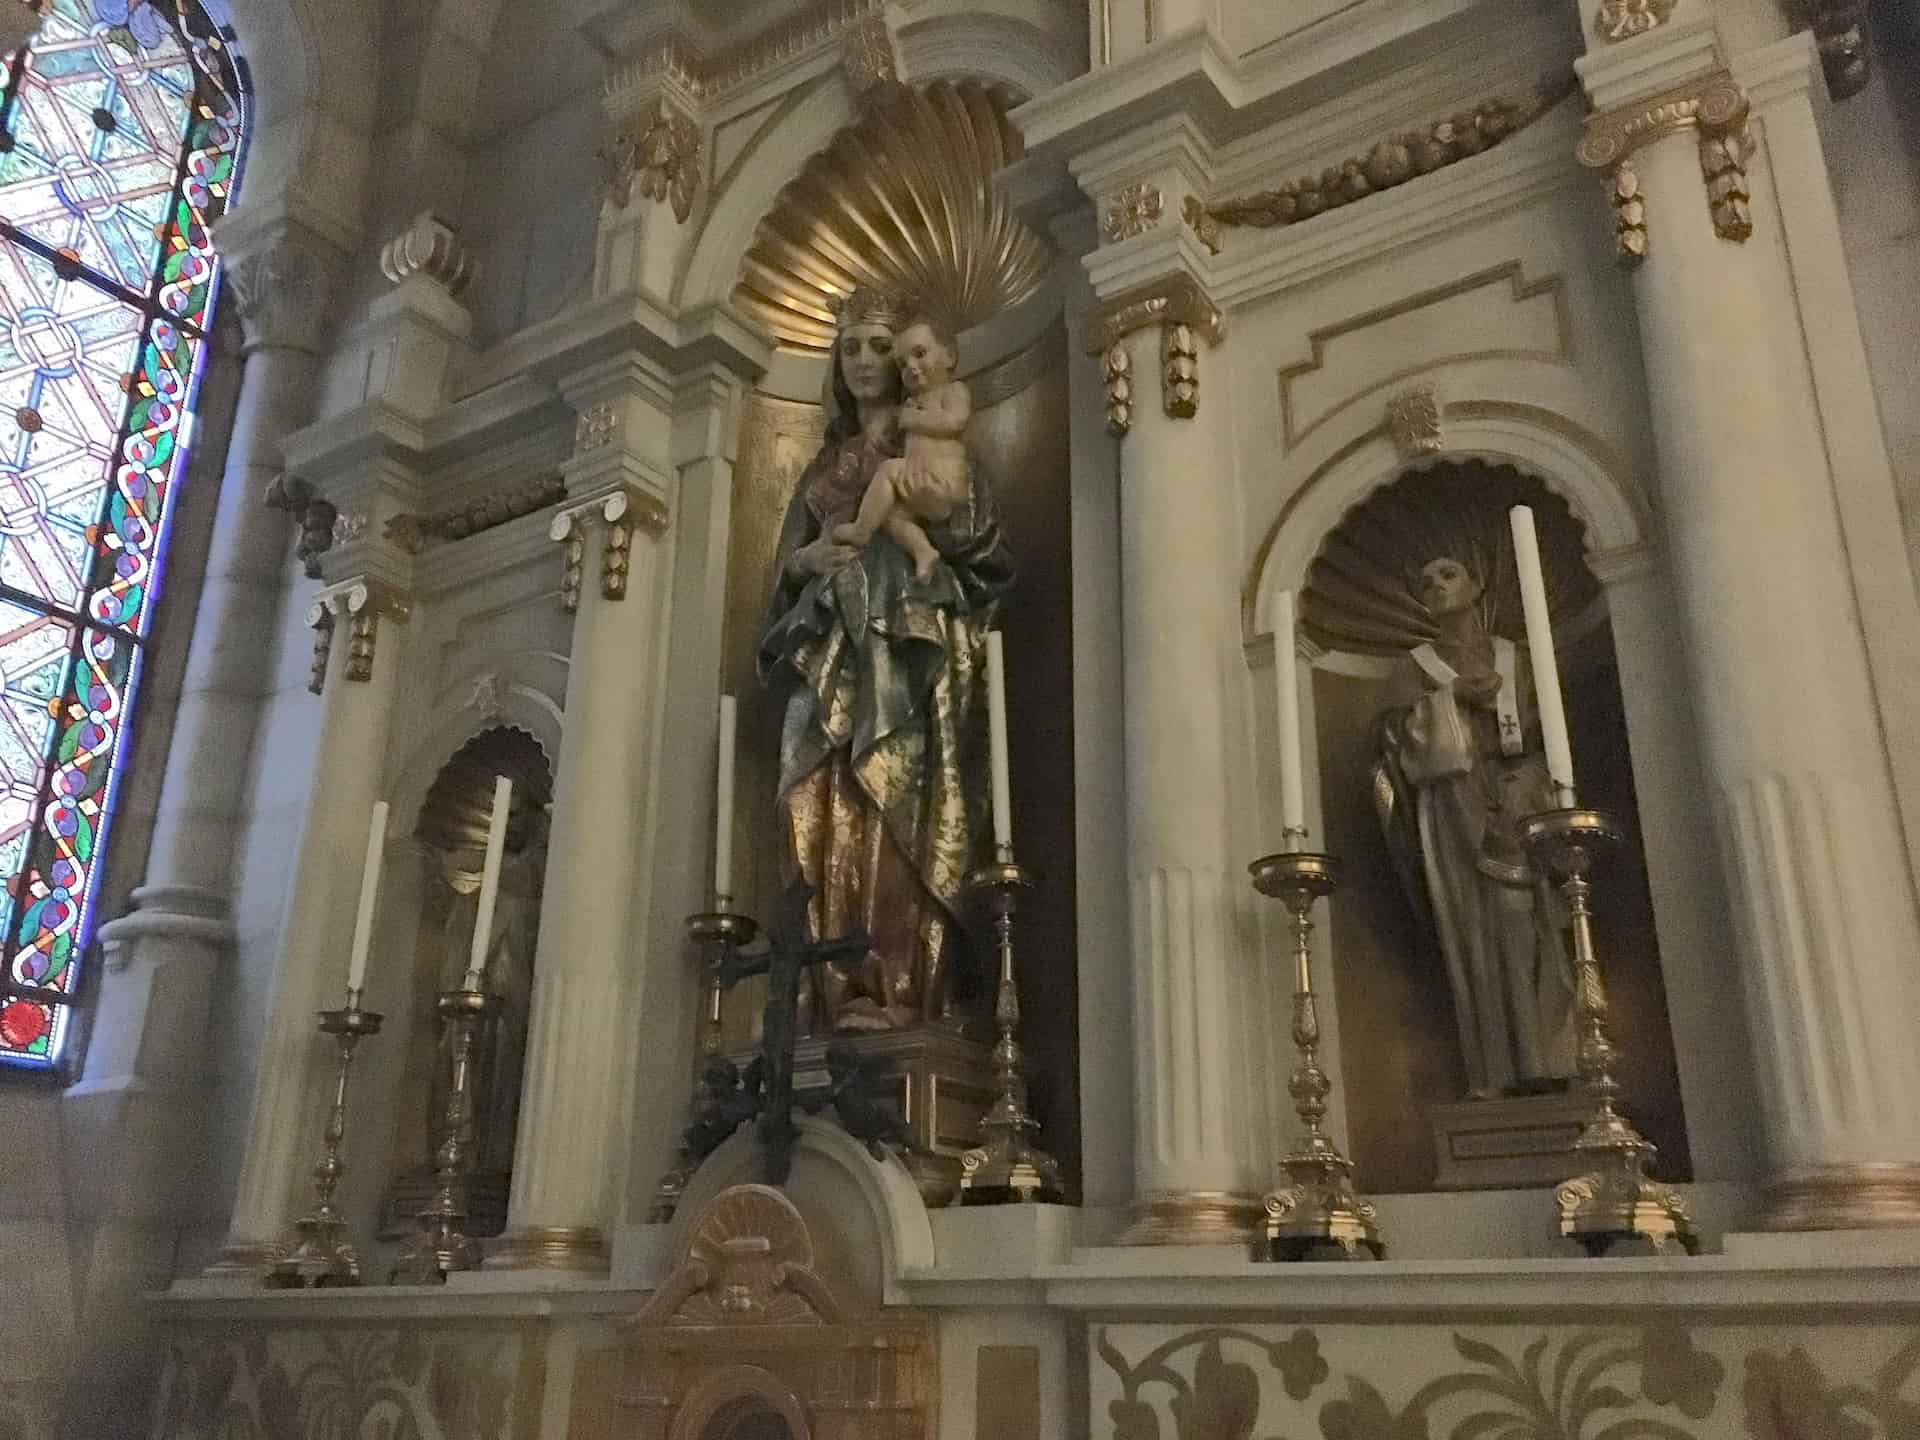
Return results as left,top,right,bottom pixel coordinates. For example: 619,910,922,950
1249,851,1383,1261
1521,807,1697,1257
959,852,1063,1204
649,905,761,1222
392,987,499,1284
266,993,383,1288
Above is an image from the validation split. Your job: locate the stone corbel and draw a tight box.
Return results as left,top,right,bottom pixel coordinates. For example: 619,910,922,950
1086,273,1224,427
306,579,410,694
549,486,669,614
1575,72,1752,260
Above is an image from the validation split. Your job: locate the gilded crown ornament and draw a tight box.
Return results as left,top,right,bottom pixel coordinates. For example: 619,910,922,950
832,286,907,332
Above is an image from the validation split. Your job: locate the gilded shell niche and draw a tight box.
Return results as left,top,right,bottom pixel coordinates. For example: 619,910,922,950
1303,461,1600,658
734,79,1054,353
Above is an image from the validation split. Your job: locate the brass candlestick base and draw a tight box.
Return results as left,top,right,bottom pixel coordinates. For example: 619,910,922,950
266,997,384,1289
959,857,1064,1204
649,908,760,1222
392,987,499,1284
1250,851,1383,1262
1521,808,1697,1258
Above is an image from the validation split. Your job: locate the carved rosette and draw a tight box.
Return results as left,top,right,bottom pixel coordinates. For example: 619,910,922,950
1595,0,1676,42
549,486,668,613
306,579,410,694
1103,182,1164,243
603,97,703,222
1576,73,1751,261
379,211,476,296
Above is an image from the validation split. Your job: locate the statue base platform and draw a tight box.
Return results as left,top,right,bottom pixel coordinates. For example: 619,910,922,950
1429,1091,1594,1191
733,1023,994,1209
379,1165,509,1241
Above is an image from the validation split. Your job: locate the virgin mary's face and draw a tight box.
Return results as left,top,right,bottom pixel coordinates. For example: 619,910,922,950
837,323,897,402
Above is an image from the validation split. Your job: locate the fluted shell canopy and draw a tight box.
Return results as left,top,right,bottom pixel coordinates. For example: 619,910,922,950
734,79,1053,353
415,726,553,878
1302,461,1599,657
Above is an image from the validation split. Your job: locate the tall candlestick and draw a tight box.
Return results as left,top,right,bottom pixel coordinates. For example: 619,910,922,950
465,776,511,989
715,695,737,902
346,801,387,995
1508,506,1577,803
1273,589,1307,845
985,630,1013,853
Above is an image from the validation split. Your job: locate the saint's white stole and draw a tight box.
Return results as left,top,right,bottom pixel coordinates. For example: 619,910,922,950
1411,637,1523,757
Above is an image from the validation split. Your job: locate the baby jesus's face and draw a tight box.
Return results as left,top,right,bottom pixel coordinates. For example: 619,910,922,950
895,321,956,395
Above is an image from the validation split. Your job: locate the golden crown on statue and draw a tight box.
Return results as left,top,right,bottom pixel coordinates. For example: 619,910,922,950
831,285,907,332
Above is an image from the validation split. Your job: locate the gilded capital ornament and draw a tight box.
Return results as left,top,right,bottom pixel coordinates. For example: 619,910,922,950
1162,322,1198,419
549,486,668,613
1103,182,1164,244
306,579,411,693
1576,73,1752,260
1085,272,1224,355
602,97,703,222
1103,342,1134,437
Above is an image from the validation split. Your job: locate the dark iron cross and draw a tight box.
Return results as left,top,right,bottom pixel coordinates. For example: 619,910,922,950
720,879,868,1186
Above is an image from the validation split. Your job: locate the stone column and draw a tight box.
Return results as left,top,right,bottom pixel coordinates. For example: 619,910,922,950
489,355,677,1272
206,576,411,1269
65,211,348,1279
1577,39,1920,1226
1090,283,1268,1244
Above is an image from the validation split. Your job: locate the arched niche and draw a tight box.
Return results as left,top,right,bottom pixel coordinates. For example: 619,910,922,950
1251,454,1690,1195
378,723,554,1239
706,73,1084,1201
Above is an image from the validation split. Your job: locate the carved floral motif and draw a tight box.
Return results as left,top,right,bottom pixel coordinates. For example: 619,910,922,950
602,98,702,221
1595,0,1676,43
1105,182,1165,243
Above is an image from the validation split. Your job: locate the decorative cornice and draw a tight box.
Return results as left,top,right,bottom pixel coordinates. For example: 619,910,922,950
379,212,476,297
385,474,567,555
1085,272,1224,354
603,0,885,109
1573,70,1747,170
1206,75,1576,235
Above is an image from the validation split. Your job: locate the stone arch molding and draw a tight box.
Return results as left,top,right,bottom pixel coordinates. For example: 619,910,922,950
675,8,1078,318
1246,401,1650,645
669,1116,935,1307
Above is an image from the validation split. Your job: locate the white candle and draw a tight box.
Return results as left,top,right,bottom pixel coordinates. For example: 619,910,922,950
346,800,388,996
466,775,512,989
1508,506,1577,804
1273,589,1307,845
715,694,737,902
985,630,1013,853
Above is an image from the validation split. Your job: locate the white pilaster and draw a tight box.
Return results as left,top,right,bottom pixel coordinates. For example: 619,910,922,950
1580,42,1920,1226
210,574,412,1270
490,355,678,1272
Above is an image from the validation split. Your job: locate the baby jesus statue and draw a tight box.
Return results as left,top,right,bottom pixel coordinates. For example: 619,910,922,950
832,315,972,580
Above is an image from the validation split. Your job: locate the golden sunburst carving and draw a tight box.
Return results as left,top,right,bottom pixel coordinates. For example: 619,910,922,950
734,79,1054,353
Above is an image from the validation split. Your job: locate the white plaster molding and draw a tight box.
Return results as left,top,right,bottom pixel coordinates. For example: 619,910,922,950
1196,104,1584,313
896,9,1081,99
1574,9,1723,111
1247,412,1645,637
412,509,566,597
1730,29,1820,109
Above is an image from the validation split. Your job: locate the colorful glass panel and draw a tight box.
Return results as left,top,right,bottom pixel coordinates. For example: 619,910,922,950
0,0,241,1068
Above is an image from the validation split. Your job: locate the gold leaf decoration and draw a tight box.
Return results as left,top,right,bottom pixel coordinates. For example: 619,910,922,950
733,79,1054,353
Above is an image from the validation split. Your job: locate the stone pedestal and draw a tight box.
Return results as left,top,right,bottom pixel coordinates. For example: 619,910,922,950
1429,1093,1595,1191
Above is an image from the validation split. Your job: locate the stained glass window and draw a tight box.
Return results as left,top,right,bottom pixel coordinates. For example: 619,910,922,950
0,0,242,1067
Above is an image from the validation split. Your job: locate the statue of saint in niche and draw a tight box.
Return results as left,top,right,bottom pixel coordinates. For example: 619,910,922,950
430,807,547,1171
757,288,1013,1032
1375,555,1577,1098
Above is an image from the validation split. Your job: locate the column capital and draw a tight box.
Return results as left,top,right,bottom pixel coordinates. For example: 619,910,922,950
212,204,353,355
549,482,668,614
305,575,411,694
